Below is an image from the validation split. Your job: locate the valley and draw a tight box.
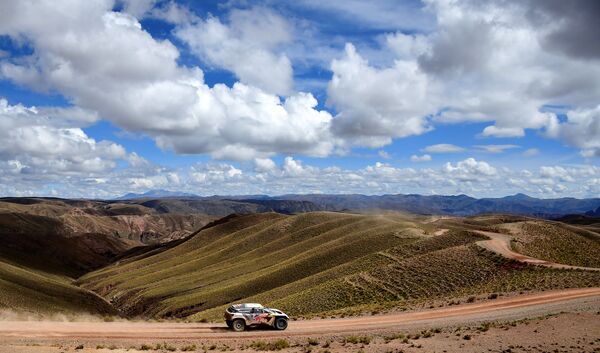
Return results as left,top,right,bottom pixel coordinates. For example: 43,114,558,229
0,197,599,352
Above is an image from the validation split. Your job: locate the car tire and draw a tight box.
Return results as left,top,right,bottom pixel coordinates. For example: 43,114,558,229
274,317,288,330
232,319,246,332
225,320,233,328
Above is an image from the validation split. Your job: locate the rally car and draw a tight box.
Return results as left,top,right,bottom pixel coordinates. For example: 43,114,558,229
224,303,289,331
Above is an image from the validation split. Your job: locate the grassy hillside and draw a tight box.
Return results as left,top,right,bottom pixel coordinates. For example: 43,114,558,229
78,212,432,317
496,220,600,267
0,199,214,318
79,212,600,321
0,260,116,317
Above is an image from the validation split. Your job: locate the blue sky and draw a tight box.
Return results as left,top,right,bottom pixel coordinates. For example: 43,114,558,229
0,0,598,198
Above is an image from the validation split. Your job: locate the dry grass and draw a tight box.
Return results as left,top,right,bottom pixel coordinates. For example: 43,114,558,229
506,221,600,267
79,213,600,321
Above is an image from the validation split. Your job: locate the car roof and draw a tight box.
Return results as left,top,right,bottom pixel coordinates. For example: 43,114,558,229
232,303,263,308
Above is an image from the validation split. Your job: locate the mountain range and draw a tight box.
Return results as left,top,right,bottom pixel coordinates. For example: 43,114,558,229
115,191,600,218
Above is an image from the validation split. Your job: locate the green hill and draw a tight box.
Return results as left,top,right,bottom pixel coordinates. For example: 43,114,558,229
78,212,600,321
494,220,600,267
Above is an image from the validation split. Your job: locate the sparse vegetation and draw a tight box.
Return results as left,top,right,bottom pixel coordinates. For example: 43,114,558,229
1,206,599,321
307,338,319,346
508,221,600,267
250,339,290,351
344,335,372,344
181,344,197,351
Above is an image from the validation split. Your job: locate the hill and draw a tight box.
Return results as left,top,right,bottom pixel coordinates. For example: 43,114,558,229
0,198,214,318
0,212,120,317
78,212,600,321
0,198,214,245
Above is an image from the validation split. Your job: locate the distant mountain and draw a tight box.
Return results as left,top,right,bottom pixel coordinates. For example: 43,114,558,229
585,206,600,217
115,189,198,200
270,193,600,218
107,191,600,217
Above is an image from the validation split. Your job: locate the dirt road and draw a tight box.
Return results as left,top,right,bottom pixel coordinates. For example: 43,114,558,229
474,230,600,271
0,288,599,340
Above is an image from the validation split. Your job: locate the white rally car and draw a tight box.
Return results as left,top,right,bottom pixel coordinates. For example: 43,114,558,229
224,303,289,331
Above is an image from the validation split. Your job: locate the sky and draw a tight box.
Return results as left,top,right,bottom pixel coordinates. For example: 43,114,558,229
0,0,599,199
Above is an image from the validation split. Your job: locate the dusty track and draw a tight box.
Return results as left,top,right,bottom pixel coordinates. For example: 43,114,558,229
0,288,599,340
474,230,600,271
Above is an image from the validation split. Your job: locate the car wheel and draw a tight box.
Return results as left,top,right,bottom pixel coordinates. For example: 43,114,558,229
232,319,246,332
274,317,288,330
225,320,233,328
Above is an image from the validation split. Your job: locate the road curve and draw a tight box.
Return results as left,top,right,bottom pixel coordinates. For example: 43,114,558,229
474,230,600,272
0,288,599,340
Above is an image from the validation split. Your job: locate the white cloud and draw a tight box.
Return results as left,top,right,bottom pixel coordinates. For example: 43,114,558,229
410,154,432,162
282,156,315,178
0,99,126,175
190,163,243,184
1,149,599,198
327,43,433,148
547,105,600,157
474,144,520,154
254,158,277,173
443,158,497,181
378,150,391,159
0,1,335,161
175,7,293,96
540,166,576,183
522,148,540,157
320,0,600,155
423,144,465,153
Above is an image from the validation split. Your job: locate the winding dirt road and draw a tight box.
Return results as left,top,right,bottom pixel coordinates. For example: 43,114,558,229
474,230,600,271
0,288,599,340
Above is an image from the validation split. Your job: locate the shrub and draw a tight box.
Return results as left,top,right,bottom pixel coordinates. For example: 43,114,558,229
249,339,290,351
344,336,371,344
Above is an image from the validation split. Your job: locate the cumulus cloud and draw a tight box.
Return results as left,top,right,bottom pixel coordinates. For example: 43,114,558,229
254,158,277,173
175,6,293,96
190,163,243,184
0,0,335,161
0,99,126,175
410,154,432,162
1,0,600,199
547,105,600,157
322,0,600,154
328,43,433,148
443,158,497,181
423,144,465,154
2,150,599,198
